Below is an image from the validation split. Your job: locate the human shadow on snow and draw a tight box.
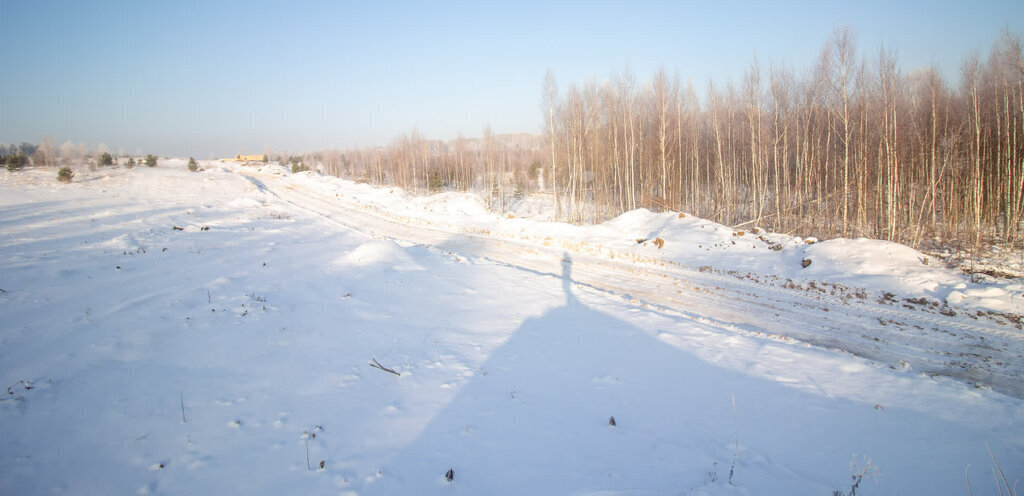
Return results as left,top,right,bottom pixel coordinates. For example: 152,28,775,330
357,253,910,495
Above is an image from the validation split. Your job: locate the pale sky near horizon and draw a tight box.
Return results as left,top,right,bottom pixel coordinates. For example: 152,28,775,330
1,0,1022,158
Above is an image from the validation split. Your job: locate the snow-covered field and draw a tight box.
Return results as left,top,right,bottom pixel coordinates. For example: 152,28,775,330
1,162,1021,495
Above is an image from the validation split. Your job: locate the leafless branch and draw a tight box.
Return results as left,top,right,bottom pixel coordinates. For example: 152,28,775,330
370,357,401,376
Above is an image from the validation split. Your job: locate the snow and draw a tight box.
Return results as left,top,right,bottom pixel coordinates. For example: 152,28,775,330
1,163,1022,495
339,241,425,271
285,167,1024,317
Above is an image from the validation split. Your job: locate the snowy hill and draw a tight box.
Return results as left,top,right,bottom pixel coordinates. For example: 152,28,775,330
1,163,1021,495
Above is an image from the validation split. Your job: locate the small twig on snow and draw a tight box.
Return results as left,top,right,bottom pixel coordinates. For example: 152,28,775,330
180,392,187,423
841,455,880,496
729,393,739,485
986,444,1015,496
370,357,401,376
4,380,33,400
966,464,974,496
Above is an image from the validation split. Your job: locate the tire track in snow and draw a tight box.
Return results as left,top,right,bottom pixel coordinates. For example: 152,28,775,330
240,171,1024,398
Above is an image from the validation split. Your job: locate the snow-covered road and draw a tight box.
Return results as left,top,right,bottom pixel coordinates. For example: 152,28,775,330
244,169,1024,400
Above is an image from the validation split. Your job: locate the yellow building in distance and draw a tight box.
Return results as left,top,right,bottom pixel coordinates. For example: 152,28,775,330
221,154,267,163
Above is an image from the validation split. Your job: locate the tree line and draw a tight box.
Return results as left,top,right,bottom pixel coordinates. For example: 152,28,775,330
310,130,546,215
319,27,1023,252
9,27,1019,251
0,139,160,170
541,27,1023,251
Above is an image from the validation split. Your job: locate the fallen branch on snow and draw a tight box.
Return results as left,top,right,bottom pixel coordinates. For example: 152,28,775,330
370,358,401,376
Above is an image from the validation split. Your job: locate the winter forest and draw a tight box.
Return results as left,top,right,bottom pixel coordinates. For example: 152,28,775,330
314,27,1024,253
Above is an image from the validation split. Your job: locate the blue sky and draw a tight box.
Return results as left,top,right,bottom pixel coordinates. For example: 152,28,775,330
1,0,1022,158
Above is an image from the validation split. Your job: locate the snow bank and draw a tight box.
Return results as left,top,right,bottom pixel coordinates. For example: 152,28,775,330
282,168,1024,316
338,240,425,271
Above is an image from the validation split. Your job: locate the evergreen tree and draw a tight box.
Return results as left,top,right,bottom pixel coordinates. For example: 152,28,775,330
5,151,26,171
57,167,74,183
